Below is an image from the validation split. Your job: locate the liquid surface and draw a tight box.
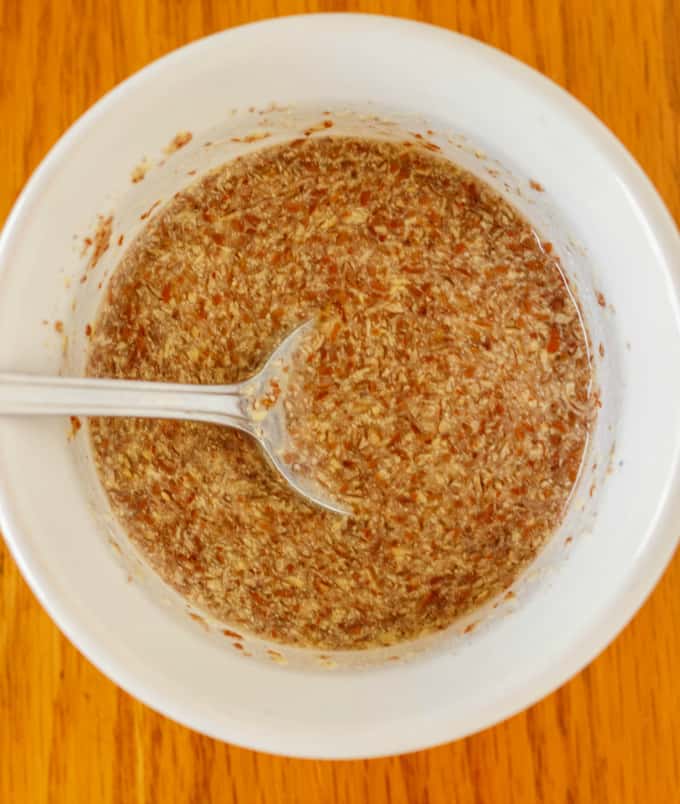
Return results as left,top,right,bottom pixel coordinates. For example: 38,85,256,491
88,136,594,649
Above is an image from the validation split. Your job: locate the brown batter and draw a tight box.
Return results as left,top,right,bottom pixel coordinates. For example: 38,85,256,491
88,136,594,649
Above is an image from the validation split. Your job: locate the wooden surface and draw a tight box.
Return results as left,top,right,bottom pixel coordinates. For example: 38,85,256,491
1,1,679,801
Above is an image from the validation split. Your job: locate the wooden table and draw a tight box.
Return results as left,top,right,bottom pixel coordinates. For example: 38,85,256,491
1,1,679,801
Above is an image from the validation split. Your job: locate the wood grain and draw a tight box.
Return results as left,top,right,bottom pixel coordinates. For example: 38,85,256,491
1,1,679,801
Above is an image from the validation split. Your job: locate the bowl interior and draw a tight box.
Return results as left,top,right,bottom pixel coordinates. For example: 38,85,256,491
1,15,679,757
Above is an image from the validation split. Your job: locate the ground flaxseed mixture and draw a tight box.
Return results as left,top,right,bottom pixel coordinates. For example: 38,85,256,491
87,136,594,650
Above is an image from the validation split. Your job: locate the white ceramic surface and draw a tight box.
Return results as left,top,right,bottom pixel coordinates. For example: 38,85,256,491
1,14,679,758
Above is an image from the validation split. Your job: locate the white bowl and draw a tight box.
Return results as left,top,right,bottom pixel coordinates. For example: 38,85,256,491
1,14,679,758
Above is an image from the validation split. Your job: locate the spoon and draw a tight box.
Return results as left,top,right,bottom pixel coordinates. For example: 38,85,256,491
0,320,349,515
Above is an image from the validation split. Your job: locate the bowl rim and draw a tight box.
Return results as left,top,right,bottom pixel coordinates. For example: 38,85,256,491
1,12,680,758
